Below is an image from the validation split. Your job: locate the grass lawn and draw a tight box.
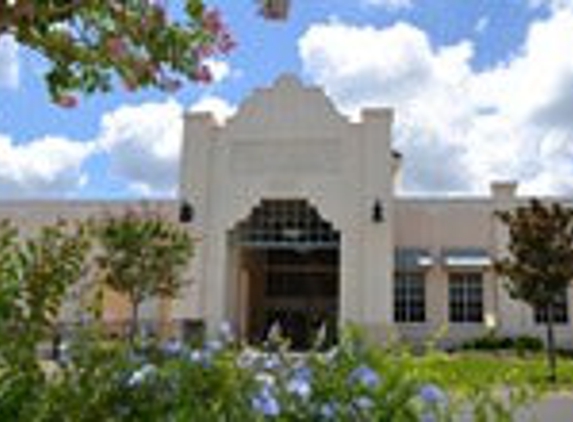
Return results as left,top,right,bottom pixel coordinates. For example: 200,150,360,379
412,351,573,393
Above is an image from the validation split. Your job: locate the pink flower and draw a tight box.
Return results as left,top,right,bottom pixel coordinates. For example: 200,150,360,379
122,77,138,92
202,9,223,35
106,36,127,58
259,0,290,20
55,95,78,108
191,65,212,84
217,31,236,54
195,43,214,59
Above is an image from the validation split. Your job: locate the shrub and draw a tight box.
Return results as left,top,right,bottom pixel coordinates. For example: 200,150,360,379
514,335,544,356
0,325,534,421
461,334,543,354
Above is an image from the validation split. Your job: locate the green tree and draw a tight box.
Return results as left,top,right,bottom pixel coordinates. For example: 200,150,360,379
94,207,193,343
495,199,573,382
0,0,235,105
0,219,92,419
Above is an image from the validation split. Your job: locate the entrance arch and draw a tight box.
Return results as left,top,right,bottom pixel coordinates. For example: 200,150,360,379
229,199,340,349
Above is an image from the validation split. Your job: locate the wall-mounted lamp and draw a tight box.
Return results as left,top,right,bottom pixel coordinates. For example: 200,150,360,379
179,201,194,223
372,199,384,223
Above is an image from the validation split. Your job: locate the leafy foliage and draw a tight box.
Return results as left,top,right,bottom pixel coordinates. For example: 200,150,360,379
0,0,235,105
0,219,92,420
0,214,536,421
0,219,92,363
495,199,573,381
496,199,573,306
94,206,193,339
460,333,544,355
1,326,535,421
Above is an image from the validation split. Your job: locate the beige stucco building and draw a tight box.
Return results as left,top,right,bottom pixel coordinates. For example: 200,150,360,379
4,75,573,349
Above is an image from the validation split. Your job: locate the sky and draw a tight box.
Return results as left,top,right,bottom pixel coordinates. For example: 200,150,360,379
1,0,573,199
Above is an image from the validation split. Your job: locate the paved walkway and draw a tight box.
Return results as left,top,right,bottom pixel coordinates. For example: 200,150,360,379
516,393,573,421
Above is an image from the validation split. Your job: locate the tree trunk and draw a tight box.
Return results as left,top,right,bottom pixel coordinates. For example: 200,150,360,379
129,298,140,346
546,302,557,383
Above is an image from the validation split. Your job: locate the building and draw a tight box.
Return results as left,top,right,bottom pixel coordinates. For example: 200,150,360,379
3,75,572,349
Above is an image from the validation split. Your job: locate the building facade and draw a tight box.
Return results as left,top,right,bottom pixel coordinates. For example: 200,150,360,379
4,75,573,348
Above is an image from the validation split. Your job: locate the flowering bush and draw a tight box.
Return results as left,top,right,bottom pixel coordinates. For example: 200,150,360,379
0,323,534,421
0,0,236,105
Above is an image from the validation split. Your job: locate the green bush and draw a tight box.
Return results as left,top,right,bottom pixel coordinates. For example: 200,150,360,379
0,325,535,421
514,335,544,355
461,333,543,354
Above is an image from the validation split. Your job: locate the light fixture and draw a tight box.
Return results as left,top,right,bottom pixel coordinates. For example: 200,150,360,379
372,199,384,223
179,201,194,223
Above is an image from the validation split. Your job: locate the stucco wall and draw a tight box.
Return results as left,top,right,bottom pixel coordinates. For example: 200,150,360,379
3,76,573,349
394,187,573,348
180,75,396,337
0,200,201,325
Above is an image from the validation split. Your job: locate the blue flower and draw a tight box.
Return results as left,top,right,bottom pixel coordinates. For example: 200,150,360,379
419,384,447,406
353,396,375,411
161,338,183,357
348,364,381,389
127,363,156,387
292,365,312,382
187,349,212,367
262,353,281,370
205,339,224,353
252,387,281,417
286,375,311,399
319,402,337,419
286,365,312,398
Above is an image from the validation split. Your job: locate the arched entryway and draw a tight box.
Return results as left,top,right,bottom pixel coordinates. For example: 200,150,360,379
229,199,340,350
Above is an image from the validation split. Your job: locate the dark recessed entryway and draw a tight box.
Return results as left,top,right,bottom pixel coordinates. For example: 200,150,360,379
229,199,339,350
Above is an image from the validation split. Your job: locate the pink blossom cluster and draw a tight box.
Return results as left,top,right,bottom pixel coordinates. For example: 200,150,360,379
52,3,236,107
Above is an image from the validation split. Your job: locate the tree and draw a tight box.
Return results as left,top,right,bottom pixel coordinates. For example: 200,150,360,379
0,219,92,419
0,219,92,363
495,199,573,382
0,0,235,106
94,206,193,343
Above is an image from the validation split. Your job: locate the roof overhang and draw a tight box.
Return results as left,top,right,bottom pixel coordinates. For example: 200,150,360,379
442,248,492,268
395,248,434,271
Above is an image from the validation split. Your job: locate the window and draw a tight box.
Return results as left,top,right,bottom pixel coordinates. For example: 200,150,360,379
534,290,569,324
449,272,483,323
235,200,340,247
394,272,426,323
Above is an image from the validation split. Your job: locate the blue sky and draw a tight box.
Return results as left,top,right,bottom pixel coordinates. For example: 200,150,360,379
1,0,572,199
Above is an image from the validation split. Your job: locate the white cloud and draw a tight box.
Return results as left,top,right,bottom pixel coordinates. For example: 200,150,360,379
363,0,412,11
0,135,93,198
0,93,235,198
97,99,183,196
300,21,477,193
299,11,573,196
97,95,235,196
0,35,19,89
204,59,231,84
189,95,236,124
